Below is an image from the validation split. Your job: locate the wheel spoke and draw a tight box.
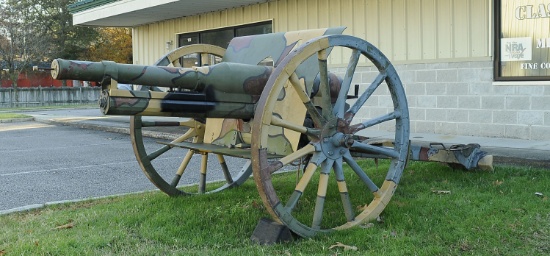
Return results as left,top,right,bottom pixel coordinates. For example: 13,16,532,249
348,111,401,134
350,140,400,159
346,73,386,122
275,144,316,170
317,49,333,119
335,49,361,118
173,58,182,67
289,72,325,127
343,152,380,194
146,145,171,161
312,159,334,229
146,128,197,162
171,127,198,143
285,160,320,212
171,150,195,187
216,154,233,184
199,153,208,194
333,158,355,222
271,115,319,139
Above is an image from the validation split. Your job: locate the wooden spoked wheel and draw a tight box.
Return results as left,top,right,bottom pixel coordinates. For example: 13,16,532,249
251,35,410,237
130,44,253,196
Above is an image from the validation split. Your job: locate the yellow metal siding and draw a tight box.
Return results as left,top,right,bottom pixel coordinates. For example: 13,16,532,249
407,0,423,60
378,0,393,55
421,0,437,59
454,0,469,58
470,0,490,58
133,0,492,65
351,0,366,39
393,0,407,61
365,0,379,48
438,0,453,59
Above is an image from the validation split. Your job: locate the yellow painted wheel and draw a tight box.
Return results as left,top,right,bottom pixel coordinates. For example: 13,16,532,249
131,44,252,196
251,35,410,237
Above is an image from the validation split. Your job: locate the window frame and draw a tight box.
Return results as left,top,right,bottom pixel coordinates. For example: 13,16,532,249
493,0,550,81
177,21,273,49
176,21,272,67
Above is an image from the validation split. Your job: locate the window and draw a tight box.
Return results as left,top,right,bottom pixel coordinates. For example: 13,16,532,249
177,21,272,67
494,0,550,81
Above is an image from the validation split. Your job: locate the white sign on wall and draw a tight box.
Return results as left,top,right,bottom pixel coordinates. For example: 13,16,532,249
501,37,532,62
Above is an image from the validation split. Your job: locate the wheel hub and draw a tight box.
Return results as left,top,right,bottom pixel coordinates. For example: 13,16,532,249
320,118,354,160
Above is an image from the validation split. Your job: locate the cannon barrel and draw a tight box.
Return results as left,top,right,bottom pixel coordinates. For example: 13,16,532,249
51,58,342,118
51,59,276,118
98,89,257,119
51,59,272,102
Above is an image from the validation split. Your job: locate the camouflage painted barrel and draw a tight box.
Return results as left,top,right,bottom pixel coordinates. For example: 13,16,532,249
51,59,273,118
51,56,342,118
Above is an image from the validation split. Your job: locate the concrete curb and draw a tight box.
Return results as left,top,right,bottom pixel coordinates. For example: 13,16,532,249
0,190,158,216
493,156,550,169
0,204,44,215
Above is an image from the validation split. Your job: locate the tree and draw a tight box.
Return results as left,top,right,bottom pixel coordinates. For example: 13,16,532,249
30,0,131,63
0,0,50,104
0,0,132,96
82,27,133,64
33,0,99,61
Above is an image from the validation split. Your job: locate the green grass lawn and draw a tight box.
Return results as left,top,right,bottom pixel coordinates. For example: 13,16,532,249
1,161,548,255
0,104,96,120
0,113,32,120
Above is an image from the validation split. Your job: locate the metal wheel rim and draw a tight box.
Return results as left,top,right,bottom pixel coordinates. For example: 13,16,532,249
251,35,410,237
130,44,253,196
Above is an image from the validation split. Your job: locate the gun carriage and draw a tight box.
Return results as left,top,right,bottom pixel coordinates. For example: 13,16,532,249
50,28,490,238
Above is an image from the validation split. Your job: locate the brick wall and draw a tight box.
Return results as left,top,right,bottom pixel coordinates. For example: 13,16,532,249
353,61,550,141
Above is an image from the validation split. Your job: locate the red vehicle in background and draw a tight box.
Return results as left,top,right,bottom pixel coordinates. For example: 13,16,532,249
1,71,77,88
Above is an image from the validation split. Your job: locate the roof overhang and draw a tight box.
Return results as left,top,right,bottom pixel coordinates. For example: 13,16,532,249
72,0,270,27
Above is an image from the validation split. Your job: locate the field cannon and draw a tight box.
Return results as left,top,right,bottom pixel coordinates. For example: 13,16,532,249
49,27,491,238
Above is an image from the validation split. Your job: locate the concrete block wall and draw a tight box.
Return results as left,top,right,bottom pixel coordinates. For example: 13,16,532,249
352,61,550,141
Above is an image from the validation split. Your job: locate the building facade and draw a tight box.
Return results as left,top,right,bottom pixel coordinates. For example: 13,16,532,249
71,0,550,140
